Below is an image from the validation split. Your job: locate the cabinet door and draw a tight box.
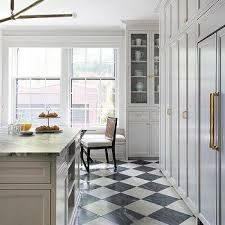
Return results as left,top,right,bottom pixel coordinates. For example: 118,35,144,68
198,34,217,225
187,25,198,210
218,27,225,225
150,122,159,157
171,0,178,37
171,41,179,185
0,190,50,225
188,0,197,21
165,47,171,176
165,4,171,40
179,0,187,29
179,33,188,196
160,50,166,170
128,122,149,157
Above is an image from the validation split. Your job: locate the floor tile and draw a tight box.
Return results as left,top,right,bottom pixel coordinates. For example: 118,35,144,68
80,183,101,192
148,163,160,169
83,200,120,216
125,200,163,216
121,177,149,186
140,182,168,192
123,187,154,199
81,173,101,182
158,187,180,199
109,160,128,165
131,160,150,165
90,177,116,186
105,193,138,207
148,169,163,177
92,169,115,177
106,182,134,192
136,173,162,182
166,200,193,216
132,217,167,225
120,169,145,177
134,166,155,172
120,163,141,169
85,217,118,225
75,208,98,225
180,217,197,225
150,208,191,225
88,187,119,199
143,193,178,207
153,177,171,186
106,173,131,181
104,208,144,225
80,194,100,206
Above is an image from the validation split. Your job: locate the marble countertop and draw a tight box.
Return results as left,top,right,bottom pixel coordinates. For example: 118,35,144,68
0,127,80,154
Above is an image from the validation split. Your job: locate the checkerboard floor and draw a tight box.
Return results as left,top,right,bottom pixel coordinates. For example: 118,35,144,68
75,160,196,225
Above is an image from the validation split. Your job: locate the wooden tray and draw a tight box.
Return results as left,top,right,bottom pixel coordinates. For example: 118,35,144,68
35,130,63,134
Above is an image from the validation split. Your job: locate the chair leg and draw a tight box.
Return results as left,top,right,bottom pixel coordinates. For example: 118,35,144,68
112,146,117,172
87,148,91,173
105,148,109,163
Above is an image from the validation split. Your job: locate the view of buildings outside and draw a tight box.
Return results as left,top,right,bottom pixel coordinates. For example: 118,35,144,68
13,47,116,127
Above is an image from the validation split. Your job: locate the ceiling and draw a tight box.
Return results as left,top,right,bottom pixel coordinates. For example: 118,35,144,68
0,0,159,28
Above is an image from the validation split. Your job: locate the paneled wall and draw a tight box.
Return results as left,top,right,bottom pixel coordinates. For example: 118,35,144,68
159,0,224,224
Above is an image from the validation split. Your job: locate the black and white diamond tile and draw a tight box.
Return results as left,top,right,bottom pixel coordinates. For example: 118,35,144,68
76,160,196,225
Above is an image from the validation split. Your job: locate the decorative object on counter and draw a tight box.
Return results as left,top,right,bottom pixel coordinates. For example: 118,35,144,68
135,50,144,61
134,69,144,76
136,81,144,91
136,38,142,46
36,107,62,133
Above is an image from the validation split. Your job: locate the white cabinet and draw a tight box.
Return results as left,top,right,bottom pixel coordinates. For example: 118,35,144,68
188,0,198,21
170,41,179,185
125,22,160,158
219,27,225,225
0,190,50,225
187,25,198,209
178,33,188,196
198,0,216,11
128,121,149,157
165,4,171,41
179,0,187,29
171,0,178,37
198,34,218,225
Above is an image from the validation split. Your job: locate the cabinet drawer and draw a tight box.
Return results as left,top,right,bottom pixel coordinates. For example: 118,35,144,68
0,162,51,184
128,112,150,122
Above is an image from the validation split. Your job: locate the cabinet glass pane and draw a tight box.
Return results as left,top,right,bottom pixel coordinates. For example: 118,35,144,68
154,33,160,104
130,34,148,104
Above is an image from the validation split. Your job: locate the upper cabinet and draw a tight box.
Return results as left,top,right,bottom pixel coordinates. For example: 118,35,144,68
127,29,159,106
165,4,171,40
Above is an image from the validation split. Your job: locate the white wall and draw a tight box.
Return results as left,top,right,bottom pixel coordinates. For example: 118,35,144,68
1,28,126,129
0,30,2,126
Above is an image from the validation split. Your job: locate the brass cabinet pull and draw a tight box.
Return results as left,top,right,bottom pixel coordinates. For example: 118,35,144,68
182,111,188,119
209,92,219,151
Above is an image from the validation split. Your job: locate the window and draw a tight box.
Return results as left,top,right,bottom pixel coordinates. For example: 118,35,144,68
13,48,61,124
71,48,117,127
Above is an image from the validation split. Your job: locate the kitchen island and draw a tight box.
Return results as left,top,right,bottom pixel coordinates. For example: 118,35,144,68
0,127,81,225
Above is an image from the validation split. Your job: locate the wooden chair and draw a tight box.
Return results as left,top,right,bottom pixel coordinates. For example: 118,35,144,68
80,117,118,172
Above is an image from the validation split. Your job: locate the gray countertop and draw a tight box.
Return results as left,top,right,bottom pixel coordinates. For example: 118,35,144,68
0,127,81,154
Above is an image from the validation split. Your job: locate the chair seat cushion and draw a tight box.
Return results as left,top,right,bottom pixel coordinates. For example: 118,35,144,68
81,135,112,148
81,134,126,148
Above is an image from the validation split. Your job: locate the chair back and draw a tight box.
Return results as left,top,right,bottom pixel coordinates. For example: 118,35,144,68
105,117,117,143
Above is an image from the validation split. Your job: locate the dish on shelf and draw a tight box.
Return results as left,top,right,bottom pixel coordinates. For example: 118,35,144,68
136,81,144,91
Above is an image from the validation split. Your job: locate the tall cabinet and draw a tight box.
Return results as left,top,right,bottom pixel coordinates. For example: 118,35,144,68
159,0,225,224
124,21,160,158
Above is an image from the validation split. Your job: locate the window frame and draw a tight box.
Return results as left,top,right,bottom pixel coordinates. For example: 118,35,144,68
70,48,118,127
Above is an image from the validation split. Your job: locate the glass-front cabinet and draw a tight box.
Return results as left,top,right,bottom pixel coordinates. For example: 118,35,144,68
128,32,160,105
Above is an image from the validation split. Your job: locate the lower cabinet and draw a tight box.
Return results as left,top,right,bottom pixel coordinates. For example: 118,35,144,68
128,110,159,158
0,189,51,225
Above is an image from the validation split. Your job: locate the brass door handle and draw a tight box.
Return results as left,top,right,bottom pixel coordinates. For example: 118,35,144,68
182,111,188,119
209,92,219,151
